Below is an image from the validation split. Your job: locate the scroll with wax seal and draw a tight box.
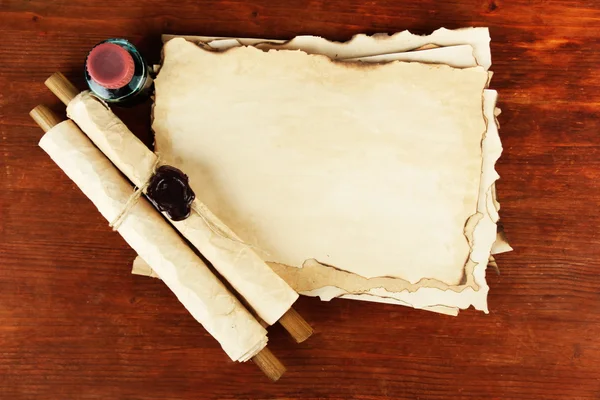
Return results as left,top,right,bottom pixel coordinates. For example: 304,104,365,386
30,105,285,381
44,73,311,343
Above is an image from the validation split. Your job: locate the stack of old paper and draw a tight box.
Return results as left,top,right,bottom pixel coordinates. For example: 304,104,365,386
134,28,511,316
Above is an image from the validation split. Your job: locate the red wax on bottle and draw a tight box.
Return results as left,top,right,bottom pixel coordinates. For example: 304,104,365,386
84,38,153,105
86,43,135,89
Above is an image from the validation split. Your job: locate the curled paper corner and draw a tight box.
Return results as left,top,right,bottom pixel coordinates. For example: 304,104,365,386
132,256,160,278
492,225,513,255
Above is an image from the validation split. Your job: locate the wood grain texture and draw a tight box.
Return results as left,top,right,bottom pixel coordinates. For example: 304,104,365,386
1,0,599,398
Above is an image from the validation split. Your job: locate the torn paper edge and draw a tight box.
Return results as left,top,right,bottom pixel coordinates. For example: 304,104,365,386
163,27,491,69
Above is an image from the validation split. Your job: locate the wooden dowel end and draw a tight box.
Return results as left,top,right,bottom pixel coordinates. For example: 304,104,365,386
45,72,79,106
278,307,313,343
252,347,286,381
30,105,62,133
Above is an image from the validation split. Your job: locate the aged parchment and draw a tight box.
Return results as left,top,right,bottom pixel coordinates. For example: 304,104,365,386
40,120,267,362
136,28,506,315
153,38,489,286
161,31,510,258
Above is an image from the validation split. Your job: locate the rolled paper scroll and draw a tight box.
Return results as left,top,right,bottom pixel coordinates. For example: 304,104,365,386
45,73,309,342
35,114,268,364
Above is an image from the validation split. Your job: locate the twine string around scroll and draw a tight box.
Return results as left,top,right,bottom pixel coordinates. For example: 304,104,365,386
109,157,161,230
108,158,267,255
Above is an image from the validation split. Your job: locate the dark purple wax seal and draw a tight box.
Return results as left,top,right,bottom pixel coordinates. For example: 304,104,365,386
146,165,195,221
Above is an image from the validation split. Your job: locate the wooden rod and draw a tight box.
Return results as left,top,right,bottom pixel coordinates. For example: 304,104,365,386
278,307,314,343
252,347,286,381
45,72,78,105
30,105,62,133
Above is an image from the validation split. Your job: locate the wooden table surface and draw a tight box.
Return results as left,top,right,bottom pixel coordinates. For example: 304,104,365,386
1,0,599,398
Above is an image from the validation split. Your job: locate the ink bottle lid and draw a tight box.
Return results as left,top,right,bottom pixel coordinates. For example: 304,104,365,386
85,38,153,105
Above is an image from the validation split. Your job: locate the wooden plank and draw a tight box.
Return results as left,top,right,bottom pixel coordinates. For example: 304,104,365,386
1,0,600,398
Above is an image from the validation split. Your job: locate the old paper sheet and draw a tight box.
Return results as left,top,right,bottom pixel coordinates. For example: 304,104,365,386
162,31,510,255
189,32,510,259
136,29,507,315
67,92,298,326
140,41,487,315
154,39,489,288
40,120,267,362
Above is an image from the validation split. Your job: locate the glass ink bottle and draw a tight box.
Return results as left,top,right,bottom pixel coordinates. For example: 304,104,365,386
85,38,153,106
